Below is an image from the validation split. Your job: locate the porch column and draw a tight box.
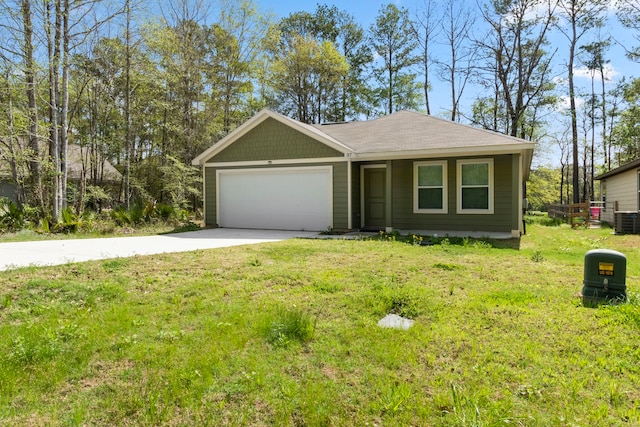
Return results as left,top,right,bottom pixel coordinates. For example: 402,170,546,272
385,160,393,233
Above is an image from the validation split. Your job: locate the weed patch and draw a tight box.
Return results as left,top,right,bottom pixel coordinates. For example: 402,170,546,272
260,306,316,348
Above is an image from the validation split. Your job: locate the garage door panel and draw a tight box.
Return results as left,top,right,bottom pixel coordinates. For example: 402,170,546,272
218,167,332,231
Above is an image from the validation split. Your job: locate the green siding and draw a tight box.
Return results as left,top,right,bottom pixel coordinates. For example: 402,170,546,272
207,118,342,163
385,155,517,232
204,167,217,226
203,162,349,230
511,155,521,232
332,162,349,230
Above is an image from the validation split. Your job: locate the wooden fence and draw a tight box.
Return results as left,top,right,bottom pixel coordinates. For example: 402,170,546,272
548,201,617,228
548,203,590,227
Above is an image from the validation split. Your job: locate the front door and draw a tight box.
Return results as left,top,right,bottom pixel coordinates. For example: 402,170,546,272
363,167,386,230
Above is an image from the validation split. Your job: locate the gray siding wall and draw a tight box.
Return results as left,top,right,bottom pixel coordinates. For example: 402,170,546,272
388,155,517,232
0,180,17,201
207,118,342,163
204,162,349,230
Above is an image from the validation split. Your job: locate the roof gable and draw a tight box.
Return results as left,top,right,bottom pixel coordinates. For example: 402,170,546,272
209,117,344,162
192,109,351,165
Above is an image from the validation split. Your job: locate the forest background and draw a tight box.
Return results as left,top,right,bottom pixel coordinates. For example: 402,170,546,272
1,0,639,226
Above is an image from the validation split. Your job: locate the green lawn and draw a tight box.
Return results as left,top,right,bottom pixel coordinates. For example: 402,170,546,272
1,223,639,426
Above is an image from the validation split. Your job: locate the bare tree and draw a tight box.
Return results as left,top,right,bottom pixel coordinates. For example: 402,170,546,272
580,38,611,173
557,0,607,203
435,0,477,122
553,130,572,204
45,0,62,220
412,0,439,115
477,0,558,139
124,0,132,209
21,0,44,210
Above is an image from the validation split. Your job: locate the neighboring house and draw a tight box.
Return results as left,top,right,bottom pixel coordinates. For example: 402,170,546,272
192,109,534,237
595,159,640,233
0,143,122,203
0,178,16,201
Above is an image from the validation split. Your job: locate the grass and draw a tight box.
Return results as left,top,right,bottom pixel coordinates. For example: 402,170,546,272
1,222,640,425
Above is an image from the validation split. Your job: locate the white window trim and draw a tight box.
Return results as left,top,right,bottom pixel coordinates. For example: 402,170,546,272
414,161,447,214
456,158,494,214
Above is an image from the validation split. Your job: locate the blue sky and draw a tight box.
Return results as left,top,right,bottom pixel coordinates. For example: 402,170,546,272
260,0,393,27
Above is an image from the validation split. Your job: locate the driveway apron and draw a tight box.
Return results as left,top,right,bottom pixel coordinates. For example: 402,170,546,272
0,228,318,271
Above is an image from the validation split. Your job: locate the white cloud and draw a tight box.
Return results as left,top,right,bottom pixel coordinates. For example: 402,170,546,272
574,63,620,81
556,95,585,111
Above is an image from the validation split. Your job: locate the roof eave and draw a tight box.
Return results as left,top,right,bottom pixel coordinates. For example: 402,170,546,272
595,158,640,180
351,144,535,162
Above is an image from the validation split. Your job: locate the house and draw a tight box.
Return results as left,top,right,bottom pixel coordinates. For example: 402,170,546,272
595,159,640,233
192,109,534,237
0,143,122,203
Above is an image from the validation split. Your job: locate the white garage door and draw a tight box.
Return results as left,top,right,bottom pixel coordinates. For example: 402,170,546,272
217,166,332,231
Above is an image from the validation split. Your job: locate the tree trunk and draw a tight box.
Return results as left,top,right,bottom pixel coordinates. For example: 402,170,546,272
22,0,44,211
600,66,607,171
124,0,132,210
387,52,393,114
560,164,565,205
47,0,62,222
61,0,69,211
590,74,595,200
568,25,580,203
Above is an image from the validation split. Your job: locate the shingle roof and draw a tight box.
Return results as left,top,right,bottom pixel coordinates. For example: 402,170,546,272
193,109,535,173
0,141,122,182
312,110,533,154
65,144,122,182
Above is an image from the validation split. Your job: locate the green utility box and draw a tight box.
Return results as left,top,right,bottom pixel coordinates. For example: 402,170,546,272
582,249,627,305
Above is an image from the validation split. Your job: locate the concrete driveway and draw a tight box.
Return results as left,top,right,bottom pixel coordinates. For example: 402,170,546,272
0,228,319,271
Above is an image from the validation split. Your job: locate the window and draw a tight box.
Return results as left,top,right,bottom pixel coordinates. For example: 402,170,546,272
414,161,447,213
457,159,494,214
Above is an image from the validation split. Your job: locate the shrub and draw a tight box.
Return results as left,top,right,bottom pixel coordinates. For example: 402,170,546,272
110,207,132,226
111,204,146,225
85,185,112,212
155,203,174,220
48,207,96,234
0,198,24,231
